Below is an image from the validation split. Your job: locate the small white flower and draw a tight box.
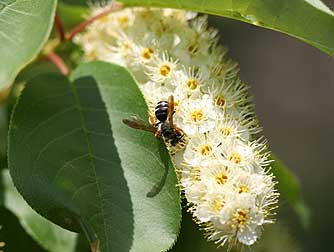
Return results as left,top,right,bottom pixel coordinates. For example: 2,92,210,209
231,170,270,196
194,191,226,222
208,193,264,245
146,52,179,84
175,95,217,135
183,180,208,204
173,67,208,99
209,76,249,111
200,162,236,193
214,116,250,142
183,131,222,166
220,139,265,172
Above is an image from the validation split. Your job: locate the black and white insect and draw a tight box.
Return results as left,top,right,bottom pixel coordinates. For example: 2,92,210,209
123,95,186,197
123,95,186,148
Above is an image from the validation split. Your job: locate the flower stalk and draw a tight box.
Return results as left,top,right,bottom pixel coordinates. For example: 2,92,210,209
46,52,70,76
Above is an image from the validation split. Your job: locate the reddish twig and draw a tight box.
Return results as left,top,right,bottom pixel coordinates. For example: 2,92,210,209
46,52,70,76
67,2,122,41
54,13,66,42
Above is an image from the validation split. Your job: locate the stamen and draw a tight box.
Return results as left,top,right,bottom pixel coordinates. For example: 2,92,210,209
229,152,242,164
200,144,212,156
187,78,199,90
190,109,205,122
215,172,228,185
142,47,154,59
160,64,171,76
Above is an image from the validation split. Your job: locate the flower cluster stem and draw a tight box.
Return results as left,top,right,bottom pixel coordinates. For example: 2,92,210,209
46,52,70,76
55,13,65,42
67,2,122,41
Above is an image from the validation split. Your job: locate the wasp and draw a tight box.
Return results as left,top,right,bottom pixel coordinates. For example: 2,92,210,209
123,95,186,197
123,95,186,149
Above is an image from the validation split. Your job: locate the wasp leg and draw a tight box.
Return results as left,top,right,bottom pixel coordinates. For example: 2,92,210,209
155,130,162,138
175,126,185,136
148,112,156,125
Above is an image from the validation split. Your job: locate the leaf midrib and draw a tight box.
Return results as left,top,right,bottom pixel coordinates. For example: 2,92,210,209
69,81,110,251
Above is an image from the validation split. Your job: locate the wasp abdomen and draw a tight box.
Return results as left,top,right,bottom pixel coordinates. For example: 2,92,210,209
155,101,169,122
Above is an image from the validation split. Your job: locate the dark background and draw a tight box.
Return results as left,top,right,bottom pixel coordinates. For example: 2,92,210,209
209,1,334,251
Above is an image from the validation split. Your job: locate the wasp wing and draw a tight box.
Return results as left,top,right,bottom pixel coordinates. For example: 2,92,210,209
168,95,175,128
122,115,157,133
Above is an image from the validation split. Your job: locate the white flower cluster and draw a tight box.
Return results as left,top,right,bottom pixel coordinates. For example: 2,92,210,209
75,6,279,248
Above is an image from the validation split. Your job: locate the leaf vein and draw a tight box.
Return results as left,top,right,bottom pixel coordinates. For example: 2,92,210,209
70,83,110,250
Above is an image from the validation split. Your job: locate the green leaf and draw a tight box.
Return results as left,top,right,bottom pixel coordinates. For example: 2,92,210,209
270,154,311,228
9,61,181,252
0,0,57,88
75,235,91,252
0,206,47,252
15,61,59,84
60,0,88,6
119,0,334,56
2,170,77,252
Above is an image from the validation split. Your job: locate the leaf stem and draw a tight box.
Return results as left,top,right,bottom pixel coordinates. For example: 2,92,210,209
67,2,122,41
54,13,66,42
46,52,70,76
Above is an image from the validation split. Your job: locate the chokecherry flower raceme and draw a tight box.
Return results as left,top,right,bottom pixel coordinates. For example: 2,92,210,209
75,5,279,248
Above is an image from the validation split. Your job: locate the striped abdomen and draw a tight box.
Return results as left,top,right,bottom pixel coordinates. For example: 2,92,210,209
155,100,169,122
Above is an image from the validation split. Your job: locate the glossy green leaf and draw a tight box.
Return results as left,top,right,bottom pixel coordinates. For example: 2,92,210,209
270,155,310,228
0,0,57,88
15,61,59,84
9,61,181,252
2,170,77,252
119,0,334,56
75,235,91,252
